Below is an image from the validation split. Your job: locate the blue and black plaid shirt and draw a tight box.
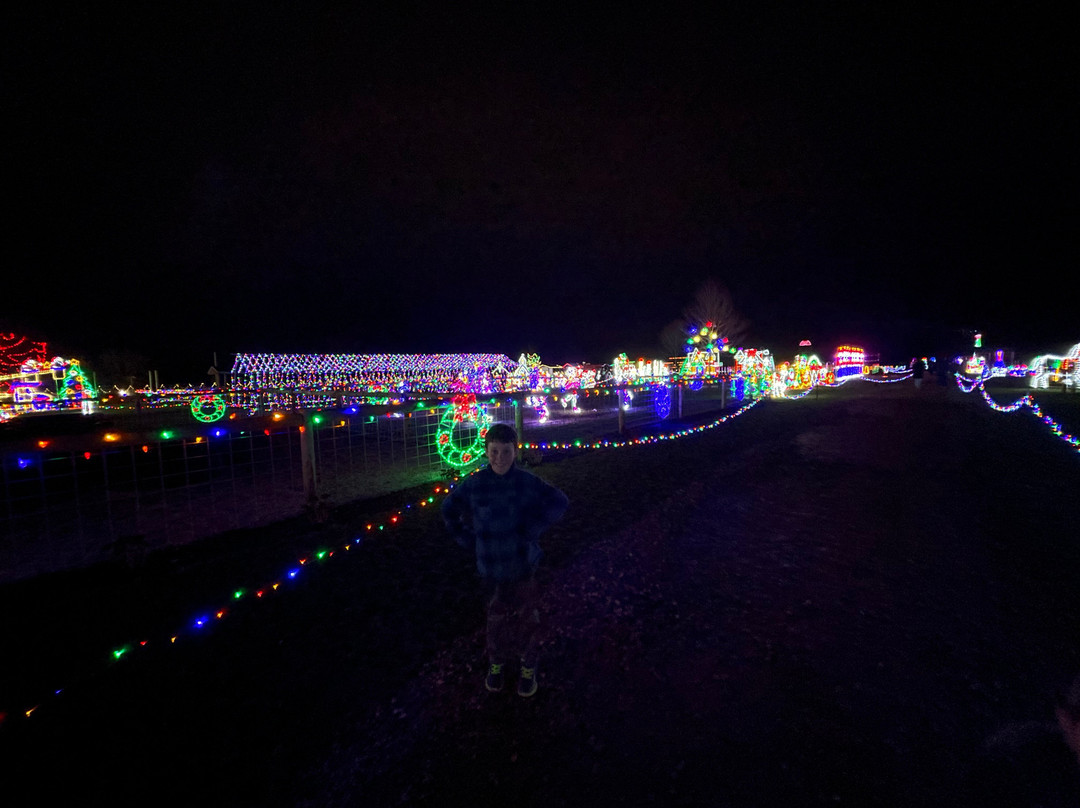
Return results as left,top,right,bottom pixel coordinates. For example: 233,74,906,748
441,463,569,582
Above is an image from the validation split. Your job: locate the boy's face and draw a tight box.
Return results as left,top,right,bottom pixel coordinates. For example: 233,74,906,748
485,440,516,476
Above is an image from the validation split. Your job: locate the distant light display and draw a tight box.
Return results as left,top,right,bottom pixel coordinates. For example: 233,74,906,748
527,395,550,423
2,356,96,421
678,323,729,381
772,354,827,397
509,353,550,392
654,385,671,419
0,333,48,373
231,353,518,395
684,321,728,355
612,353,637,384
191,394,227,423
558,392,580,413
1029,343,1079,389
731,375,746,401
733,348,775,397
833,346,865,380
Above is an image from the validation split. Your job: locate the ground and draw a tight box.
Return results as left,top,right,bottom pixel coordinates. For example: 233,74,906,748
2,378,1078,806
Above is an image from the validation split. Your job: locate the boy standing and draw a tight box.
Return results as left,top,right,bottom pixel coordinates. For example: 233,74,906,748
441,423,569,697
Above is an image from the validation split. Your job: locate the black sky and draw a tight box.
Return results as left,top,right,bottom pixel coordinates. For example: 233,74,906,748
5,5,1076,381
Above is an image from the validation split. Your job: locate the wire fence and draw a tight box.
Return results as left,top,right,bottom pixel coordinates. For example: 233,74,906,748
1,381,740,583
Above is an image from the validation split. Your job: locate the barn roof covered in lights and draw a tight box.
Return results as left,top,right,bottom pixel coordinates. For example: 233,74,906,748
230,352,519,389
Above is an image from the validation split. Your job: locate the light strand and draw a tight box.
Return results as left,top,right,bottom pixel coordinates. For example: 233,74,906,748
0,479,459,728
954,374,1079,452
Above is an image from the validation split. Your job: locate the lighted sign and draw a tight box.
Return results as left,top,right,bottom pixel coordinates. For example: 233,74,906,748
833,346,865,380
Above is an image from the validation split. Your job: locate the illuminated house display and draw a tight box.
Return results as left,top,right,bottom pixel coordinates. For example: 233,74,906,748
1,357,96,420
733,348,775,398
1,333,96,420
774,354,828,395
833,346,865,380
678,322,729,380
1029,343,1079,389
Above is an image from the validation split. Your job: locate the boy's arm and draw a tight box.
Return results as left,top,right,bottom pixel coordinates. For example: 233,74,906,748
527,476,569,534
441,481,475,551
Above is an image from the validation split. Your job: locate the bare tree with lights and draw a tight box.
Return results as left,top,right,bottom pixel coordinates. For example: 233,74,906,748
660,279,751,355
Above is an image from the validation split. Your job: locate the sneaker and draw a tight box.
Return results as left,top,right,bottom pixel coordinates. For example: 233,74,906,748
517,664,538,698
485,662,505,693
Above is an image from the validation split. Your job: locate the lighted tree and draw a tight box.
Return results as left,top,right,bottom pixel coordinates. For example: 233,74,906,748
659,279,750,355
683,279,750,345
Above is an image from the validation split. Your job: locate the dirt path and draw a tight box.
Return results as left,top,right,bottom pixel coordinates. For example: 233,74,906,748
295,382,1079,806
4,380,1078,806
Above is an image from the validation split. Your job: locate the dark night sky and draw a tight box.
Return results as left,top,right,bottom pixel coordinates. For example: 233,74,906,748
4,5,1076,381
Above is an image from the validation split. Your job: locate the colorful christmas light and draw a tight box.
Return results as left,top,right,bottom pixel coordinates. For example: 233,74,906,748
527,395,550,422
1,479,459,727
1028,343,1079,389
833,346,865,380
0,332,48,373
955,373,1079,452
190,394,227,423
733,348,775,398
230,352,518,397
1,356,97,421
653,385,671,419
435,394,492,468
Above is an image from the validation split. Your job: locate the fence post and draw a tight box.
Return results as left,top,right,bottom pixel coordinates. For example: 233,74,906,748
678,383,684,418
300,411,318,506
617,386,626,435
721,375,727,410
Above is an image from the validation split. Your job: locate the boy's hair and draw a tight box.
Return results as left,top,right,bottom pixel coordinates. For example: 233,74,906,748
485,422,517,447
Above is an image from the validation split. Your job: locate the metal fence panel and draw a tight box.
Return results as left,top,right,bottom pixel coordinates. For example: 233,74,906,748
1,385,740,582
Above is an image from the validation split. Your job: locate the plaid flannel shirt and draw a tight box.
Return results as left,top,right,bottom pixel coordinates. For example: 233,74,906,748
441,464,569,582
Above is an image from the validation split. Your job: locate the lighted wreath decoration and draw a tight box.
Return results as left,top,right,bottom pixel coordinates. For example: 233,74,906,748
191,393,227,423
436,393,491,468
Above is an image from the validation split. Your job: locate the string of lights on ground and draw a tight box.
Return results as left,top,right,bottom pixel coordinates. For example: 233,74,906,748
955,372,1080,452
